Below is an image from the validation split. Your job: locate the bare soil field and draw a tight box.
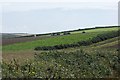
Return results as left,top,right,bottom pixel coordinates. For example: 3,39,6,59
2,50,35,63
2,36,52,46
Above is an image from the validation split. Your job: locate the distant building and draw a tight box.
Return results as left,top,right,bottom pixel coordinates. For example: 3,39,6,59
51,33,60,36
63,32,70,35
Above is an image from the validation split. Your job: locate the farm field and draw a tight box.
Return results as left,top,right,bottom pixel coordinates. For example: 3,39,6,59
2,26,119,61
2,27,119,51
2,27,118,45
2,26,120,78
2,36,120,62
2,34,52,46
2,38,119,78
71,27,118,34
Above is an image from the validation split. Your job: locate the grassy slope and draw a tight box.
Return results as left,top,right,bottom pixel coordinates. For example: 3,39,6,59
2,27,118,52
71,27,118,34
2,37,119,78
59,36,119,53
2,27,119,78
90,36,119,49
2,33,119,63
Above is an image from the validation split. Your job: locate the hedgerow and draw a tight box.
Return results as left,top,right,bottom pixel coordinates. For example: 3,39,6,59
34,30,119,50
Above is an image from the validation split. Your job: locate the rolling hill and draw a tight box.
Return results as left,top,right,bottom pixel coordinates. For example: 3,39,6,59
2,26,120,78
2,26,119,51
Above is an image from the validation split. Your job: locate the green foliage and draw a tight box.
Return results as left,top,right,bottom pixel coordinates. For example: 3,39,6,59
2,49,119,78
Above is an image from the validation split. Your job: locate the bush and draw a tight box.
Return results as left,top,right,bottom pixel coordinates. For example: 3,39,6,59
82,31,86,33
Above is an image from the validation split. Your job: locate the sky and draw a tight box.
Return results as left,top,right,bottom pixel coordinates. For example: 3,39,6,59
0,0,119,34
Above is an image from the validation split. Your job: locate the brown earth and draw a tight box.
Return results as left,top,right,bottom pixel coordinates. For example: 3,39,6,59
2,35,53,46
103,43,120,49
2,50,36,63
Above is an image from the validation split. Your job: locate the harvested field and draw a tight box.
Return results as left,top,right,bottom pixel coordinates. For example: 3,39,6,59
2,50,35,63
2,35,53,46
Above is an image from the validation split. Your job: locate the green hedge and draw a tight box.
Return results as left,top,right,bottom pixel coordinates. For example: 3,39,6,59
34,30,119,50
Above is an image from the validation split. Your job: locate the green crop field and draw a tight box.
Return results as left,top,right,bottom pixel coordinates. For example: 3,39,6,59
71,27,118,34
2,27,119,52
2,26,120,78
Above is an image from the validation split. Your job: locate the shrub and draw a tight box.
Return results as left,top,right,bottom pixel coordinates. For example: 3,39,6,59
82,31,86,33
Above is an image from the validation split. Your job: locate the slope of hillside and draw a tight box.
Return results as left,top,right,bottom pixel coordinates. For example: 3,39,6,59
91,36,119,49
1,33,30,39
2,27,119,78
91,37,120,48
2,27,119,51
2,37,119,78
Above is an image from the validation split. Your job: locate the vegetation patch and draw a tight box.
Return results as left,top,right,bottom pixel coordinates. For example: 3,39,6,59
3,27,119,51
35,31,119,50
2,49,119,78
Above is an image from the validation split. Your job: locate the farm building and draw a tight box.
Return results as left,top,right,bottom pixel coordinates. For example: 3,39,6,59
51,33,60,36
63,32,70,35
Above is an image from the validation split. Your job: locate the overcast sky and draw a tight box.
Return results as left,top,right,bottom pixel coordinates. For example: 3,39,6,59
0,0,119,34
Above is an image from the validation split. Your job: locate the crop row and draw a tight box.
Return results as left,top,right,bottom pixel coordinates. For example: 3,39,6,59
34,30,119,50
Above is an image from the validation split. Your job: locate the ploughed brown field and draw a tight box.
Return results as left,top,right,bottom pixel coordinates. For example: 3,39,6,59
2,35,52,45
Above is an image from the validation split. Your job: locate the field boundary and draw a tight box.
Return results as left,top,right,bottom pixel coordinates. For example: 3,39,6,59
35,31,119,50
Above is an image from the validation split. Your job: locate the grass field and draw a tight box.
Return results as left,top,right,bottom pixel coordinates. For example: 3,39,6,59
2,27,118,52
90,36,119,48
71,27,118,34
